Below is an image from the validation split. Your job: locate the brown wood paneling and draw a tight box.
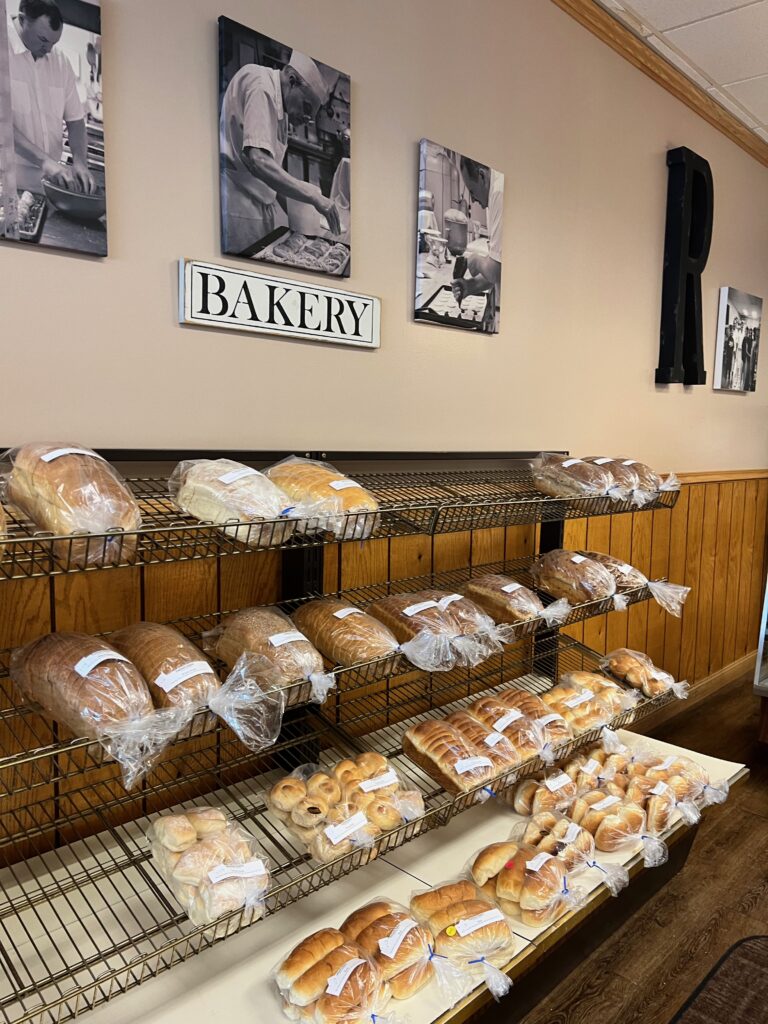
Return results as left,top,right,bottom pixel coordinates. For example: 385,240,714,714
54,567,141,633
645,508,671,668
708,482,734,675
606,512,633,655
143,558,218,621
220,550,281,611
626,509,652,655
662,487,689,680
582,515,611,655
693,483,720,681
721,481,745,669
323,543,341,594
679,484,705,683
433,532,472,573
561,519,588,644
472,527,506,567
506,524,536,560
389,535,432,581
734,480,758,659
339,538,389,591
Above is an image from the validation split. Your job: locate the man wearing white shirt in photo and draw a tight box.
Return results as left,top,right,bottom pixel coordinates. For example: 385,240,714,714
8,0,95,194
451,157,504,302
220,48,341,255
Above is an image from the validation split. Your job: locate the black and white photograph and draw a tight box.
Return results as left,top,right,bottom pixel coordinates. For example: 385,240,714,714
415,138,504,333
0,0,105,256
714,286,761,393
218,17,350,277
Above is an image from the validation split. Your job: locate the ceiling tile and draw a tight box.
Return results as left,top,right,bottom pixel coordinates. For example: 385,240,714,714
707,86,759,125
665,3,768,83
623,0,758,32
646,35,713,88
726,75,768,120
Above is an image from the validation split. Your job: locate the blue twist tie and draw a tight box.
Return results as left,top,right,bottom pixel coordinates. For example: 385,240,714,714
279,507,296,517
588,860,607,874
428,944,446,961
483,786,496,798
561,875,570,896
468,957,486,965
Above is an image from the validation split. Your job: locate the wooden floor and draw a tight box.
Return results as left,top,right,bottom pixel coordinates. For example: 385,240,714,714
508,677,768,1024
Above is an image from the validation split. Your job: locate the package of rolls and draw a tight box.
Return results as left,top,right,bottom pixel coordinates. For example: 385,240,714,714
10,631,194,789
601,648,689,700
291,597,401,674
568,790,668,866
168,458,299,548
273,928,394,1023
578,551,690,617
540,671,638,734
461,574,570,630
265,456,380,542
147,805,270,927
266,754,426,864
409,879,516,998
206,605,335,707
1,442,143,568
366,589,502,672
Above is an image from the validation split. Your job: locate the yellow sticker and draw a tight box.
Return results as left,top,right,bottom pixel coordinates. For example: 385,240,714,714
446,926,457,936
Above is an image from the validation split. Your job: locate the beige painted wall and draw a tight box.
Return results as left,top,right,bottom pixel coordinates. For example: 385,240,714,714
3,0,768,470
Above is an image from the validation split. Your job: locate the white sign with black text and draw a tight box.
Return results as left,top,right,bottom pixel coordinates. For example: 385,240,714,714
179,260,380,349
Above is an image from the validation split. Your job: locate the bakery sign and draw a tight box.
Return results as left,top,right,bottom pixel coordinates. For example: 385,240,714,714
179,259,380,349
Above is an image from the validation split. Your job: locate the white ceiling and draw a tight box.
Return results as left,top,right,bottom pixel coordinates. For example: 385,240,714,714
595,0,768,143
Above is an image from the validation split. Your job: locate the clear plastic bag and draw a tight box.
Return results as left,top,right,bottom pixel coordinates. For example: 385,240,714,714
568,790,668,867
1,442,142,568
539,674,633,735
10,631,192,789
168,458,297,548
366,590,502,672
148,807,270,927
462,574,545,625
577,552,690,618
508,771,579,815
494,687,575,764
292,597,400,670
265,455,380,542
208,653,286,752
532,550,617,605
582,457,639,502
206,606,334,706
403,718,498,794
601,649,689,700
410,879,516,999
531,453,613,499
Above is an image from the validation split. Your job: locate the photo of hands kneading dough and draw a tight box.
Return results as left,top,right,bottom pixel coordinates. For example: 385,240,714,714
415,138,504,333
218,17,351,276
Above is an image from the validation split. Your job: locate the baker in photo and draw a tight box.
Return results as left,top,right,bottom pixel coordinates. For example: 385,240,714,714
7,0,95,194
451,156,503,326
220,48,341,255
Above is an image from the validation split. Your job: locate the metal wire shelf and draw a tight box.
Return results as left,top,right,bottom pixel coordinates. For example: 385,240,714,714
0,467,679,580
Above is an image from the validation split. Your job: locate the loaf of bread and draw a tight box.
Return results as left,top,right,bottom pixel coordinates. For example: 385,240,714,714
510,772,579,815
169,458,295,548
617,459,662,493
343,903,434,999
402,719,496,793
531,453,613,498
110,622,220,713
213,606,324,705
578,551,647,590
276,929,346,992
411,882,514,967
10,631,153,739
265,457,379,542
495,687,574,751
4,443,142,568
555,671,628,716
463,574,544,624
533,549,616,604
445,710,522,771
291,597,399,669
582,457,640,496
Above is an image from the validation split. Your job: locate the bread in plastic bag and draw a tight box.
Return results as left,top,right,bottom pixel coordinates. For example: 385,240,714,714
1,442,142,568
494,687,575,763
582,457,640,501
601,648,689,699
366,589,502,672
532,550,616,605
531,453,613,499
410,879,515,999
578,552,690,617
10,631,192,789
148,807,270,927
444,710,523,773
292,597,400,674
265,455,380,542
402,718,498,794
168,458,297,548
207,606,333,706
568,790,668,866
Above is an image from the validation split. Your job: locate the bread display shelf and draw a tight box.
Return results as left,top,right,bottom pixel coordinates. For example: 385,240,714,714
0,467,678,580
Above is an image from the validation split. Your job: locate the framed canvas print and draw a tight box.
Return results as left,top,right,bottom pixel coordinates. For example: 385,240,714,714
414,138,503,333
0,0,106,256
218,17,350,277
714,286,762,392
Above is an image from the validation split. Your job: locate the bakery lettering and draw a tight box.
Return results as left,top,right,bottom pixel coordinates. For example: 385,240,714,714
180,260,380,349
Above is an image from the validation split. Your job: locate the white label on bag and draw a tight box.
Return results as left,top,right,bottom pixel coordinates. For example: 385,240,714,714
563,822,582,844
622,460,638,466
593,458,614,466
564,689,595,709
360,769,398,792
544,773,571,792
455,908,504,937
616,563,634,575
438,594,463,609
525,852,553,872
583,759,601,776
325,958,366,996
155,660,213,693
324,811,368,845
657,756,677,771
455,757,493,774
403,600,439,617
218,466,259,485
333,607,364,620
40,447,106,463
593,795,621,811
561,459,582,468
74,650,131,677
493,709,523,732
329,479,359,491
484,731,505,748
501,582,523,594
650,782,670,796
537,713,565,726
268,630,306,648
378,918,418,958
571,554,587,564
207,859,266,884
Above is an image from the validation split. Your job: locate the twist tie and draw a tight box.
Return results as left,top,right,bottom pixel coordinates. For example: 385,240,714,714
468,957,486,965
561,875,570,896
428,944,447,961
279,507,295,517
483,786,497,798
587,860,607,874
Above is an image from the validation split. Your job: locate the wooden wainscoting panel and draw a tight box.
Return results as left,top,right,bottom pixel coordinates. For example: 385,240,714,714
606,512,633,654
747,478,768,652
627,508,653,655
323,543,341,594
693,483,720,681
662,486,690,680
54,567,141,633
472,527,506,567
340,538,390,590
220,550,281,611
143,559,218,622
389,535,431,581
506,525,536,560
679,484,705,684
721,481,745,668
0,576,51,647
583,515,611,655
433,532,472,573
734,480,758,660
646,507,671,668
708,482,734,675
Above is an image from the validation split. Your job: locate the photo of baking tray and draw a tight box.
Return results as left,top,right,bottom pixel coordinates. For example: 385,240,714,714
0,190,48,244
415,283,490,331
245,225,351,277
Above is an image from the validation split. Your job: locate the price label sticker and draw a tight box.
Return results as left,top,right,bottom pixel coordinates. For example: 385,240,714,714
616,563,634,575
582,758,601,776
484,731,505,748
593,458,614,466
155,661,213,693
446,926,457,937
360,769,398,792
326,958,366,996
218,466,259,485
403,600,439,617
501,582,523,594
564,689,595,709
537,713,565,727
207,859,266,884
657,756,678,771
268,630,306,648
455,757,493,774
40,447,106,463
438,594,464,611
650,782,670,796
571,554,587,564
561,459,583,468
324,811,368,845
622,460,638,466
329,479,360,491
74,650,131,677
525,852,553,872
593,795,621,811
455,908,504,937
544,773,571,792
563,822,582,844
333,607,364,619
378,918,418,958
493,709,524,732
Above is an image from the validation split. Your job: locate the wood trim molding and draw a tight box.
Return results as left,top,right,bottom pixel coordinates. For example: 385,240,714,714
550,0,768,170
677,469,768,484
